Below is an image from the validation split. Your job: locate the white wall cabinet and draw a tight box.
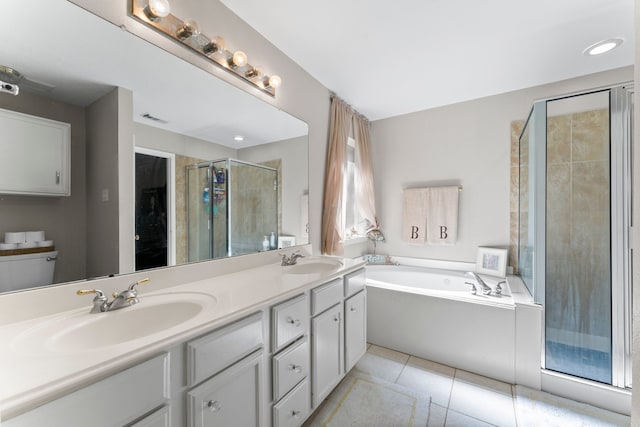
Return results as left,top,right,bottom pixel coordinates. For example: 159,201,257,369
0,108,71,196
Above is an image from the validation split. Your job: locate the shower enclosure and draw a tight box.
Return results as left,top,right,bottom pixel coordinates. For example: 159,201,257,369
518,86,633,389
187,159,278,261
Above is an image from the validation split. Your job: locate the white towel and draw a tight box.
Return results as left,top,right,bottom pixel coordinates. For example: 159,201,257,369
426,186,459,245
402,188,428,244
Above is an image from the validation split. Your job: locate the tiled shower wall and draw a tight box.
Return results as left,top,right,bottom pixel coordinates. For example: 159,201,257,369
509,109,610,334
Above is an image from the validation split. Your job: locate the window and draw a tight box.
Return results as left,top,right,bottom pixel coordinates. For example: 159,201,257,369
343,138,366,241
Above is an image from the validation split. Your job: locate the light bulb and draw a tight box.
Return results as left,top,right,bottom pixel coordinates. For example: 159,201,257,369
245,66,263,79
232,51,248,67
267,75,282,89
203,36,225,56
176,19,200,40
145,0,170,20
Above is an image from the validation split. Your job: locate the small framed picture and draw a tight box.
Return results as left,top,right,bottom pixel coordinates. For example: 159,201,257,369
476,247,508,277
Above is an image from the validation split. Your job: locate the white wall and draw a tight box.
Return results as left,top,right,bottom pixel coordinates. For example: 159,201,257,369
370,66,633,264
133,122,237,160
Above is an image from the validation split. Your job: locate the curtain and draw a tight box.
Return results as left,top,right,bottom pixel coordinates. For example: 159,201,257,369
321,96,353,255
353,114,378,230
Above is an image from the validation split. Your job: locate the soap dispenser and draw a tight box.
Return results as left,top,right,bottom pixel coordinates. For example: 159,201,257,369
262,236,269,251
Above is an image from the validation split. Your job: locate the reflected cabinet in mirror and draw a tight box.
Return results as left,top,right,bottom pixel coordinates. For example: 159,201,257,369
0,0,309,294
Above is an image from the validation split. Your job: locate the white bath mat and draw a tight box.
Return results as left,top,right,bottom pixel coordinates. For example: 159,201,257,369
305,373,431,427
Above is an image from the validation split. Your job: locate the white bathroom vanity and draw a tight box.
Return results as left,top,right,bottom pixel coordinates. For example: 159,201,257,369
0,250,366,427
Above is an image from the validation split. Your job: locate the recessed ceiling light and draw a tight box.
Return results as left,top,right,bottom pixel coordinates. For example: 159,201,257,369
583,38,624,56
233,135,244,142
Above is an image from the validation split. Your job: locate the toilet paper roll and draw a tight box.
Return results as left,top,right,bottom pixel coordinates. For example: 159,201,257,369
25,231,45,242
18,242,37,249
5,232,26,244
37,240,54,247
0,243,18,250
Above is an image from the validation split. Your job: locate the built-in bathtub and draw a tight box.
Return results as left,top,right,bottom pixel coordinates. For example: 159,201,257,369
366,260,542,387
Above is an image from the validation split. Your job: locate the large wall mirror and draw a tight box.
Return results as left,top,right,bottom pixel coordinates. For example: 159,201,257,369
0,0,309,294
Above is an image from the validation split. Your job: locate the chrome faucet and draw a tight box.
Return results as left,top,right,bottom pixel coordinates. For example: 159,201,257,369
77,278,150,313
466,272,492,295
280,251,305,266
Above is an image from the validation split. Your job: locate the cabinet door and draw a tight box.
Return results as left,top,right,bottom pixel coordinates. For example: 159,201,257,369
345,290,367,372
311,304,343,408
0,108,70,196
187,350,264,427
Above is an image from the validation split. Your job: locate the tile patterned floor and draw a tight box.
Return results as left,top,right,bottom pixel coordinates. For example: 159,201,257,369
306,344,630,427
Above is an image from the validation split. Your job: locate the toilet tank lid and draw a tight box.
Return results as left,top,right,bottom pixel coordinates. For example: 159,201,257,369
0,250,58,261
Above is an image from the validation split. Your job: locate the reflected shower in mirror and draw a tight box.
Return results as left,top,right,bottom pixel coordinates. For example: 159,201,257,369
0,0,308,294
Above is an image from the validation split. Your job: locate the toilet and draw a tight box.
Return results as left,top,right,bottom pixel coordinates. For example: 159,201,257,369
0,251,58,293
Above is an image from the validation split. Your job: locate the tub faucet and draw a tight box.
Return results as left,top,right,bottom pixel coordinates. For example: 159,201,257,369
280,251,305,266
77,278,150,313
466,272,492,295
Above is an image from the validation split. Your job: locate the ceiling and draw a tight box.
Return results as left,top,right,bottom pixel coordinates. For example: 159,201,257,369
0,0,307,149
221,0,635,121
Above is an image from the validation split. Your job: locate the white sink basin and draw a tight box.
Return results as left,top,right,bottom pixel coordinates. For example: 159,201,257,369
12,292,216,353
283,257,343,275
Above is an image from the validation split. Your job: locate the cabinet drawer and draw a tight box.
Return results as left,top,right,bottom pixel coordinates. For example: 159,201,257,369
4,353,169,427
273,338,309,401
187,350,263,427
344,268,366,297
187,312,263,387
273,379,310,427
272,294,308,352
311,278,342,316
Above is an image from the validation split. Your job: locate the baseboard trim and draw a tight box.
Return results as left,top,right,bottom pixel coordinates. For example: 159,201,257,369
541,369,631,416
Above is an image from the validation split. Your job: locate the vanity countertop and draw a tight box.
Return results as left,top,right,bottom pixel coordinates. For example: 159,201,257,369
0,256,365,420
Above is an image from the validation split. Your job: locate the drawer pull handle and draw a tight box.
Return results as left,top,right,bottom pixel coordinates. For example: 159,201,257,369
292,410,301,419
207,400,221,412
286,316,301,327
288,364,302,373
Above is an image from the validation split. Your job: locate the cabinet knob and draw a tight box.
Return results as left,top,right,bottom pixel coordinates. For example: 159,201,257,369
286,317,301,327
288,364,302,373
292,410,301,419
350,306,357,312
207,400,221,412
333,316,339,322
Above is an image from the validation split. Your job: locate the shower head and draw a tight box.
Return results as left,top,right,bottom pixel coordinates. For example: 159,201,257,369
0,65,23,96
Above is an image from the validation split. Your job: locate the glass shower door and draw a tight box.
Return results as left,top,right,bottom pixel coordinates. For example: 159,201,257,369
519,87,633,388
544,91,612,383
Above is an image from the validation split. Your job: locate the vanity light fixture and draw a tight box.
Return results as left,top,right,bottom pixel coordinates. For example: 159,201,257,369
583,38,624,56
131,0,282,97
